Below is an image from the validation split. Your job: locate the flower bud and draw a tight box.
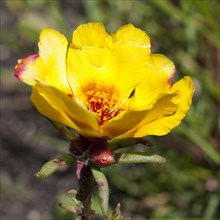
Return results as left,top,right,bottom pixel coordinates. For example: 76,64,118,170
89,144,115,167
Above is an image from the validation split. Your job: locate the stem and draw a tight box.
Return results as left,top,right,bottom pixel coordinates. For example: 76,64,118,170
76,161,95,220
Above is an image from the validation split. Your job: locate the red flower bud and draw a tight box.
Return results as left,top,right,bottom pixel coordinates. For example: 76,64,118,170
89,144,115,167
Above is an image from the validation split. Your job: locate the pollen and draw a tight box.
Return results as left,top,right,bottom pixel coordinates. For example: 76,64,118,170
86,88,123,125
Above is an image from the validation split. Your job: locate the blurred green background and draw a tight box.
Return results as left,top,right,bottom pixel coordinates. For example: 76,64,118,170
0,0,219,219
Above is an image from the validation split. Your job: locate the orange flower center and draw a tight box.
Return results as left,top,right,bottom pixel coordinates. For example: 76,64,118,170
86,88,123,125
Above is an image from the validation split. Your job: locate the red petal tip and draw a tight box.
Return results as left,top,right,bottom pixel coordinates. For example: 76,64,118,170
14,54,39,80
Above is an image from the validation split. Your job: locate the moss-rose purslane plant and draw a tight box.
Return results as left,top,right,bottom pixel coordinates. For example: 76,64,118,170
15,22,194,219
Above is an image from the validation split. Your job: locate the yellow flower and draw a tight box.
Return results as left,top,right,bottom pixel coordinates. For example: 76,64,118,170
15,22,194,139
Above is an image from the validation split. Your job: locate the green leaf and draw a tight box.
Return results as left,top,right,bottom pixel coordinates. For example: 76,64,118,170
91,167,109,220
115,152,166,164
35,154,75,179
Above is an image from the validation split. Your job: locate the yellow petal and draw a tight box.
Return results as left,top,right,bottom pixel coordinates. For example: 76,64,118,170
38,28,71,93
71,22,109,48
112,23,151,52
109,24,151,98
31,81,100,137
15,28,71,93
133,76,194,137
101,92,178,138
67,23,151,108
130,54,176,110
14,54,40,85
67,46,114,101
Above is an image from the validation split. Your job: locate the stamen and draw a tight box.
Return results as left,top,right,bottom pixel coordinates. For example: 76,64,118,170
86,88,123,125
